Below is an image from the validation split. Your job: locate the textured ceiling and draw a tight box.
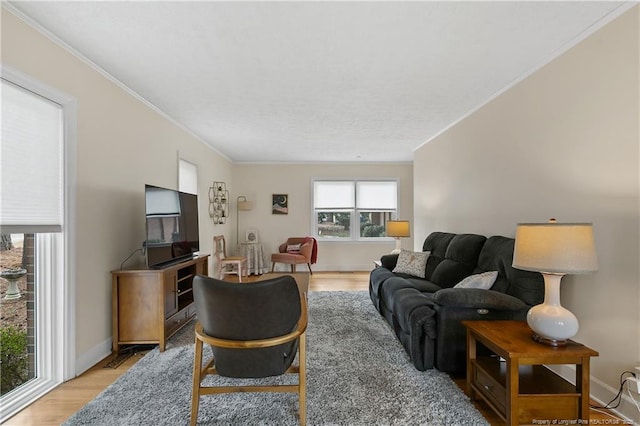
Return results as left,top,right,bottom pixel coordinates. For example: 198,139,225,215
7,1,631,163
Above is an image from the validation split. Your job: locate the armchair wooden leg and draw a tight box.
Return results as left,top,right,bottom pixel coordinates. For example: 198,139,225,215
190,335,204,426
291,264,296,273
271,262,275,272
306,263,312,275
298,332,306,426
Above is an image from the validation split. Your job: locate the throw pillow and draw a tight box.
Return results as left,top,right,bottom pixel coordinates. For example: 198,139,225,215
392,249,430,278
286,244,301,253
453,271,499,290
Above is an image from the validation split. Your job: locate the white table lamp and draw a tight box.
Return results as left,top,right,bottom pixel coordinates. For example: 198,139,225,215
386,220,410,254
513,219,598,346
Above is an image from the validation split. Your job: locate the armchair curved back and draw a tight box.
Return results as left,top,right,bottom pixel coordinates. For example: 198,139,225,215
193,274,303,378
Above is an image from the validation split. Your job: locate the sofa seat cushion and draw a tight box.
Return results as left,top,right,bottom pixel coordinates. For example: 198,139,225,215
381,276,442,313
433,288,527,310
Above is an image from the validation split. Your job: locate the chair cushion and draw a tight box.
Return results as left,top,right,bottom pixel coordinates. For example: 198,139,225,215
272,252,307,264
286,243,302,253
193,275,302,378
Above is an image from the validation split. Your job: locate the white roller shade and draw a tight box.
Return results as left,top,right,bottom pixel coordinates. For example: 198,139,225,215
146,187,181,217
357,181,397,209
178,158,197,195
314,181,354,208
1,79,63,233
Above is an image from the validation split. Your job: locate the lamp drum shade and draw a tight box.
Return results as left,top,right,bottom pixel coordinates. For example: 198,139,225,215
386,220,410,238
513,223,598,274
238,200,253,211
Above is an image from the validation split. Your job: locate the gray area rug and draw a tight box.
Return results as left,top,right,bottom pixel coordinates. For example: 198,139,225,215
64,291,488,425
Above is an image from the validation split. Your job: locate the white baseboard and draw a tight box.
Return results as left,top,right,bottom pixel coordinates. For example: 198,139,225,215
74,337,112,377
547,364,639,425
271,264,373,273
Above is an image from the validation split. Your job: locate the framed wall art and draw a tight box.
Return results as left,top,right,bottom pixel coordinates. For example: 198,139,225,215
245,228,259,242
272,194,288,215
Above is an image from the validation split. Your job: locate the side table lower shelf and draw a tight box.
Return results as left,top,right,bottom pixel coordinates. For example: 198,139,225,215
464,320,598,426
472,357,581,423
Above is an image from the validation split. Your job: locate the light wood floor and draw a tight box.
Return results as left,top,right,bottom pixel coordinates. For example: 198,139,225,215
5,271,623,425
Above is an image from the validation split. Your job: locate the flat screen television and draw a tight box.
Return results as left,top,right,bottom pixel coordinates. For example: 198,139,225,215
145,184,200,269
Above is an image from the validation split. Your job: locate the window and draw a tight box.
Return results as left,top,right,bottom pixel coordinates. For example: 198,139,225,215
178,158,198,195
0,68,76,422
313,179,398,240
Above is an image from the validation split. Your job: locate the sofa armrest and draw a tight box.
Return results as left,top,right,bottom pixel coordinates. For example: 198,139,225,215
380,254,399,270
433,288,526,311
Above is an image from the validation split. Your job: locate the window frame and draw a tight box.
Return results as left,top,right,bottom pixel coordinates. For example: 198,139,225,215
0,65,76,422
312,178,400,242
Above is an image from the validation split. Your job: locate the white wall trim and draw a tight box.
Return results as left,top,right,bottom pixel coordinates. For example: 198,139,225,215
413,1,637,153
75,338,113,377
547,364,639,424
270,264,373,273
1,3,231,163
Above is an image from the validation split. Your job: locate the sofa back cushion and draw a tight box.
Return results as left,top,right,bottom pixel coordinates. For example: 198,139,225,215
422,232,456,280
430,234,487,288
476,236,544,306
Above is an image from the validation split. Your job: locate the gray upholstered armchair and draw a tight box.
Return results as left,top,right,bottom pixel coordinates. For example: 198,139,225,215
190,275,307,425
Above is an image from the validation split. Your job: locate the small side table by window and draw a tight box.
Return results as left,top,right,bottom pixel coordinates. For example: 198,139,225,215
463,320,598,426
236,242,268,275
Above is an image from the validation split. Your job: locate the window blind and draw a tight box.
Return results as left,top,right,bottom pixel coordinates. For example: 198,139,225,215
356,181,397,209
314,181,354,208
178,158,198,195
1,79,64,233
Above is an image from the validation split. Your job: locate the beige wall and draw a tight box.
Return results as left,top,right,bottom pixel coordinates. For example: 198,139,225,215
232,163,413,271
414,6,639,419
2,10,233,372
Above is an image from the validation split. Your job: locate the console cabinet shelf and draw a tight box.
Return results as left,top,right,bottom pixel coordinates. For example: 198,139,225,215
111,255,209,354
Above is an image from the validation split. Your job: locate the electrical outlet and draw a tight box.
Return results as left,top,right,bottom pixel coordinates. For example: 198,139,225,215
628,377,640,394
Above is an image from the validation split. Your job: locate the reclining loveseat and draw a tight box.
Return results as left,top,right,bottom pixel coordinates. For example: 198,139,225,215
369,231,544,376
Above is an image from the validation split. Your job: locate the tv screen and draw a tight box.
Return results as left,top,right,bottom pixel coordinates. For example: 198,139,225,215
145,184,200,268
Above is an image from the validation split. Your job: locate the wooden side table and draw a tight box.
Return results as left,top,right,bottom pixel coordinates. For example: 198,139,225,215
463,320,598,426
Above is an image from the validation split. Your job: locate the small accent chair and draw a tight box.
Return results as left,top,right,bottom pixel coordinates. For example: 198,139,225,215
213,235,247,282
190,275,307,425
271,237,316,274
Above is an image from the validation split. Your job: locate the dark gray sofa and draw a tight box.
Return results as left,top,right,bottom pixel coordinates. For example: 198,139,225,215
369,231,544,376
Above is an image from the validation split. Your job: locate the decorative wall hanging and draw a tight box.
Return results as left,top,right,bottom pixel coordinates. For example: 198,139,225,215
245,228,259,242
272,194,288,215
209,181,228,224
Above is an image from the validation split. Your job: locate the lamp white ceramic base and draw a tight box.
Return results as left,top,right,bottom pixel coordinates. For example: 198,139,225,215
526,272,578,347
